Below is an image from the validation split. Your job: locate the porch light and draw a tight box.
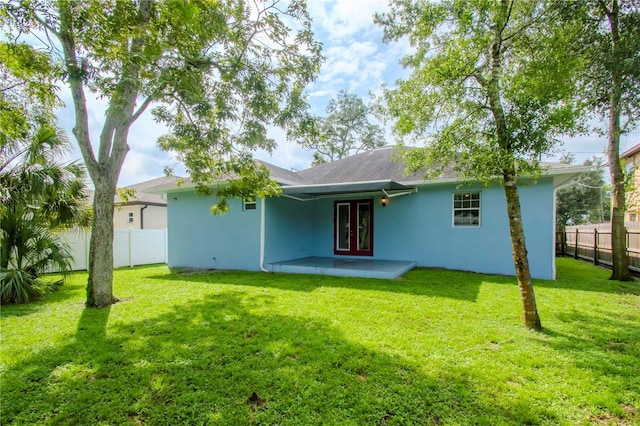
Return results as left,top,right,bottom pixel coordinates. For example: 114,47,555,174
381,197,388,207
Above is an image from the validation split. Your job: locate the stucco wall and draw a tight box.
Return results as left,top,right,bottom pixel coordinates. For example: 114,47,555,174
264,197,315,263
113,204,167,229
167,192,261,270
272,179,555,279
166,178,556,279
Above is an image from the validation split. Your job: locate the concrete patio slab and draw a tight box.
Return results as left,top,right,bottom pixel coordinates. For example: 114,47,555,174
267,257,416,279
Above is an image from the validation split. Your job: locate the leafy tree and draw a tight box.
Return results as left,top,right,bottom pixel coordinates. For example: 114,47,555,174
0,41,59,148
561,0,640,281
375,0,584,330
1,124,90,304
2,0,323,307
556,155,611,226
293,89,385,165
1,42,89,303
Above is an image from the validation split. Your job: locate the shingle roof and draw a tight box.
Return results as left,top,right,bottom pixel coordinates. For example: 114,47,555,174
116,176,181,205
260,161,306,185
296,146,448,184
145,146,588,194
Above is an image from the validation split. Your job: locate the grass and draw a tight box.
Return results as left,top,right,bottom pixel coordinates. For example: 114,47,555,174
1,258,639,425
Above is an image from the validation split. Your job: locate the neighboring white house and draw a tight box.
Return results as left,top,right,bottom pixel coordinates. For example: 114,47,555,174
114,176,179,229
88,176,179,229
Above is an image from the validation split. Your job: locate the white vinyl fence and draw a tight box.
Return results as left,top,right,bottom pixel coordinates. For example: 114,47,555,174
60,228,168,271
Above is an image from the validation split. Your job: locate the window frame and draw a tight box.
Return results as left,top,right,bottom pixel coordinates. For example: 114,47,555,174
452,191,481,228
127,212,134,223
243,198,257,211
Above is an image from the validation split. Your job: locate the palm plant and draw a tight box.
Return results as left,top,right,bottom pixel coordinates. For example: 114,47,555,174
1,122,90,304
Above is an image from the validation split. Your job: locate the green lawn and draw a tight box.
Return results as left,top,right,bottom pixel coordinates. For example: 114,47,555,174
1,258,639,425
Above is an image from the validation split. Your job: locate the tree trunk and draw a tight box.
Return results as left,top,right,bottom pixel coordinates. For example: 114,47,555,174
483,0,542,330
608,110,631,281
503,168,542,331
56,1,151,307
605,0,631,281
86,177,119,307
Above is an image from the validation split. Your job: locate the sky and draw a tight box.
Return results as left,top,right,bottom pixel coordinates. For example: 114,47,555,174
53,0,639,187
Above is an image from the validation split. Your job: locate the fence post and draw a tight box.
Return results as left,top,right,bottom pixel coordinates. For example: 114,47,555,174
593,228,598,265
129,228,133,268
574,228,579,259
625,227,629,263
562,228,567,255
85,230,91,271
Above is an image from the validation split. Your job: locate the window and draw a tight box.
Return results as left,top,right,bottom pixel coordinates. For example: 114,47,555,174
626,161,634,174
127,212,134,223
243,198,257,211
453,192,480,227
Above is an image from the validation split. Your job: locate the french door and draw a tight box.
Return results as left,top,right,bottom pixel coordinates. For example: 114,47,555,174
334,199,373,256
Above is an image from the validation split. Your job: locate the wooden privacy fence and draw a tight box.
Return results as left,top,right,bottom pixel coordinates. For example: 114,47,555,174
557,223,640,272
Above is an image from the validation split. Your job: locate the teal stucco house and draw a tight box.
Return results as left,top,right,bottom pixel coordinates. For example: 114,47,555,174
149,147,587,280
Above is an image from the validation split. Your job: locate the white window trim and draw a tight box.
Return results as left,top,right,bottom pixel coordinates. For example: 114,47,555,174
452,191,481,228
127,212,134,223
243,198,257,211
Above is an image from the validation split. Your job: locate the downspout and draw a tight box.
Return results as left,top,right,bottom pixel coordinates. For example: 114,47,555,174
552,187,558,280
259,197,269,272
140,204,148,229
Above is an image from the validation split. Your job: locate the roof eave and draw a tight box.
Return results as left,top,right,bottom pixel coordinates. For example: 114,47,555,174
621,144,640,159
399,165,593,187
144,177,301,195
145,165,592,194
115,200,167,207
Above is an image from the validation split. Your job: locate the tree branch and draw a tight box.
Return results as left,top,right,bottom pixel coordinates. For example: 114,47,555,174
499,0,515,36
29,9,60,37
502,3,553,43
126,94,155,126
473,67,489,87
56,3,98,179
104,0,154,165
596,0,612,16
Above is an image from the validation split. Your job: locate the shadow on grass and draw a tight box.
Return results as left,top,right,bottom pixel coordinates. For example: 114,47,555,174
0,273,85,318
147,267,486,302
2,292,545,425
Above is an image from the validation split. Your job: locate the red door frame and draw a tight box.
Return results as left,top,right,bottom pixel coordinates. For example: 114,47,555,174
333,199,374,256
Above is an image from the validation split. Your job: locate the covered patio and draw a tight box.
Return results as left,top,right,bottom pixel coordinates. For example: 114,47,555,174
267,257,417,279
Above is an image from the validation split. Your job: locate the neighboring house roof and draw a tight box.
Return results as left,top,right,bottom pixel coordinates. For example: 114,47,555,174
621,143,640,160
146,146,590,195
116,176,180,206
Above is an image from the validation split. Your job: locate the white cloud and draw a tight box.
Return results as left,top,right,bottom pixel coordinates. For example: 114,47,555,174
308,0,390,41
255,127,314,171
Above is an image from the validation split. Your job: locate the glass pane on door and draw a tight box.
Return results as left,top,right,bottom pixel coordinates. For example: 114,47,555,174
336,203,350,251
357,203,371,251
